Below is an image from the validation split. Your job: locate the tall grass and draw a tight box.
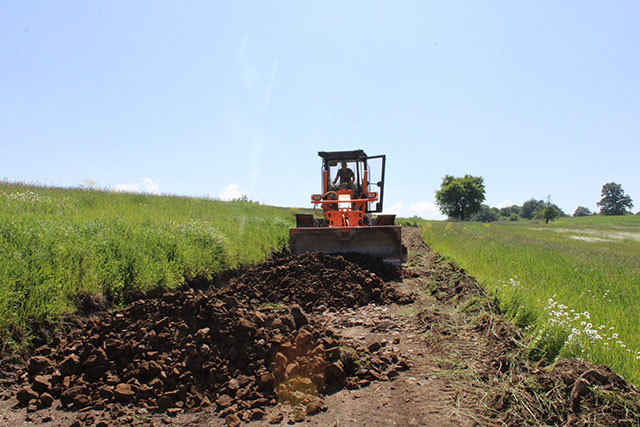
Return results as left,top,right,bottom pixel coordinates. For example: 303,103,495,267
0,183,295,350
421,217,640,385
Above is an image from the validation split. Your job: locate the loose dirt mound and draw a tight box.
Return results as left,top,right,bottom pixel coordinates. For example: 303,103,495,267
487,358,640,426
5,253,412,425
219,252,412,310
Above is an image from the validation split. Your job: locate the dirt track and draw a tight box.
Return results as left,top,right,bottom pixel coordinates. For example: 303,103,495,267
1,227,639,426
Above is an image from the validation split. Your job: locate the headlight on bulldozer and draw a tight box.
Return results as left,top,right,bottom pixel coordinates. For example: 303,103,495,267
311,194,323,201
366,192,378,199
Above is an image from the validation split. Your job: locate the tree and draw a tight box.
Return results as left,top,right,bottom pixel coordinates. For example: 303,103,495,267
435,174,485,220
471,204,499,222
535,196,561,224
499,205,520,218
520,199,545,219
573,206,591,217
597,182,633,215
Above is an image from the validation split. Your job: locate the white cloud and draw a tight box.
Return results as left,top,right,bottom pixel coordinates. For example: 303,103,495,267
114,177,159,195
386,202,403,216
497,200,515,208
219,183,247,201
408,200,445,220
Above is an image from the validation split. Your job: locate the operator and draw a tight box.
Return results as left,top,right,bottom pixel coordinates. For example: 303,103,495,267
333,161,355,189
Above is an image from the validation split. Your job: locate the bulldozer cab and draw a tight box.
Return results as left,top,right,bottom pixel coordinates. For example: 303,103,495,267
290,149,407,264
319,150,386,213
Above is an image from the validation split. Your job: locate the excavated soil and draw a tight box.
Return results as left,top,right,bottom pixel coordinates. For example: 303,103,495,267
218,252,412,311
1,227,639,426
0,252,412,426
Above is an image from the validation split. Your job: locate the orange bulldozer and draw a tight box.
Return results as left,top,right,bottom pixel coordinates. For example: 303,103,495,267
289,150,407,264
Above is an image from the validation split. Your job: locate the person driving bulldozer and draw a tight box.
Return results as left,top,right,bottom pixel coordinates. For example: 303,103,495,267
333,161,355,190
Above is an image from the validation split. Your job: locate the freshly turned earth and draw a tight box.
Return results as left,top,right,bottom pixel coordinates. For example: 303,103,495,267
219,251,412,310
1,227,639,426
1,251,412,426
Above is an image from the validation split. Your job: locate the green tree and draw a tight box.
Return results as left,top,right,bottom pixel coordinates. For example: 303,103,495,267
597,182,633,215
471,204,499,222
520,198,545,219
499,205,520,218
536,196,561,224
573,206,591,217
435,174,485,221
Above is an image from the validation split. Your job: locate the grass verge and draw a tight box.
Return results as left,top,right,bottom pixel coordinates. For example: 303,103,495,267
420,216,640,386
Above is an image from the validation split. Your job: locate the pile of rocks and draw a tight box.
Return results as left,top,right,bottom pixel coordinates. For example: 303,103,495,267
221,252,412,310
10,253,411,423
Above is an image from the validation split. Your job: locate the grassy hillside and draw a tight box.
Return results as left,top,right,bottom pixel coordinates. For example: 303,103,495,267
420,216,640,385
0,183,295,350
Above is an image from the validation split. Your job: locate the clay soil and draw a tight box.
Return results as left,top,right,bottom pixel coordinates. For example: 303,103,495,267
1,227,640,426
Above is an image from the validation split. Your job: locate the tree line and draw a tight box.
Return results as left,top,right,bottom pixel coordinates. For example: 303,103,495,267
435,175,635,223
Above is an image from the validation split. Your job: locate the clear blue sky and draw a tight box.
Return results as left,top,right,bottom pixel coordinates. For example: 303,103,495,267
2,1,639,219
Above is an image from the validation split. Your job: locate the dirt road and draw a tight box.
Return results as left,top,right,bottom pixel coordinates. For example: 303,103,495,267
1,227,638,426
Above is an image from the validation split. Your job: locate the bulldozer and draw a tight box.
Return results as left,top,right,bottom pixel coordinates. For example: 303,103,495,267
289,150,407,264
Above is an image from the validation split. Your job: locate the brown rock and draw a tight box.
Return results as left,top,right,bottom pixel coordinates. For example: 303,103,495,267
225,296,239,309
138,360,162,378
34,345,52,356
148,377,163,388
32,375,51,394
324,361,345,388
154,316,170,330
60,385,84,405
269,412,284,424
157,395,174,410
114,383,135,402
225,413,242,427
295,329,314,348
73,394,90,408
16,386,39,404
216,394,233,409
367,341,384,352
167,407,182,417
305,397,325,415
290,305,308,327
39,392,54,408
285,362,299,378
97,385,113,399
84,347,108,367
200,395,211,407
236,318,257,336
250,408,265,420
293,406,306,422
274,352,288,376
28,356,52,375
227,378,240,393
58,354,80,375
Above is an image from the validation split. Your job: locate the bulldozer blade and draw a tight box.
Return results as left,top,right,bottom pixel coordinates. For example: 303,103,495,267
289,225,407,264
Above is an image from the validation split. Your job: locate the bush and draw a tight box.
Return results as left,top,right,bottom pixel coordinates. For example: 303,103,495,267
573,206,592,217
471,205,499,222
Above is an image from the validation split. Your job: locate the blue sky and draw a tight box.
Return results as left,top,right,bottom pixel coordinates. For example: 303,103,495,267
1,1,639,219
